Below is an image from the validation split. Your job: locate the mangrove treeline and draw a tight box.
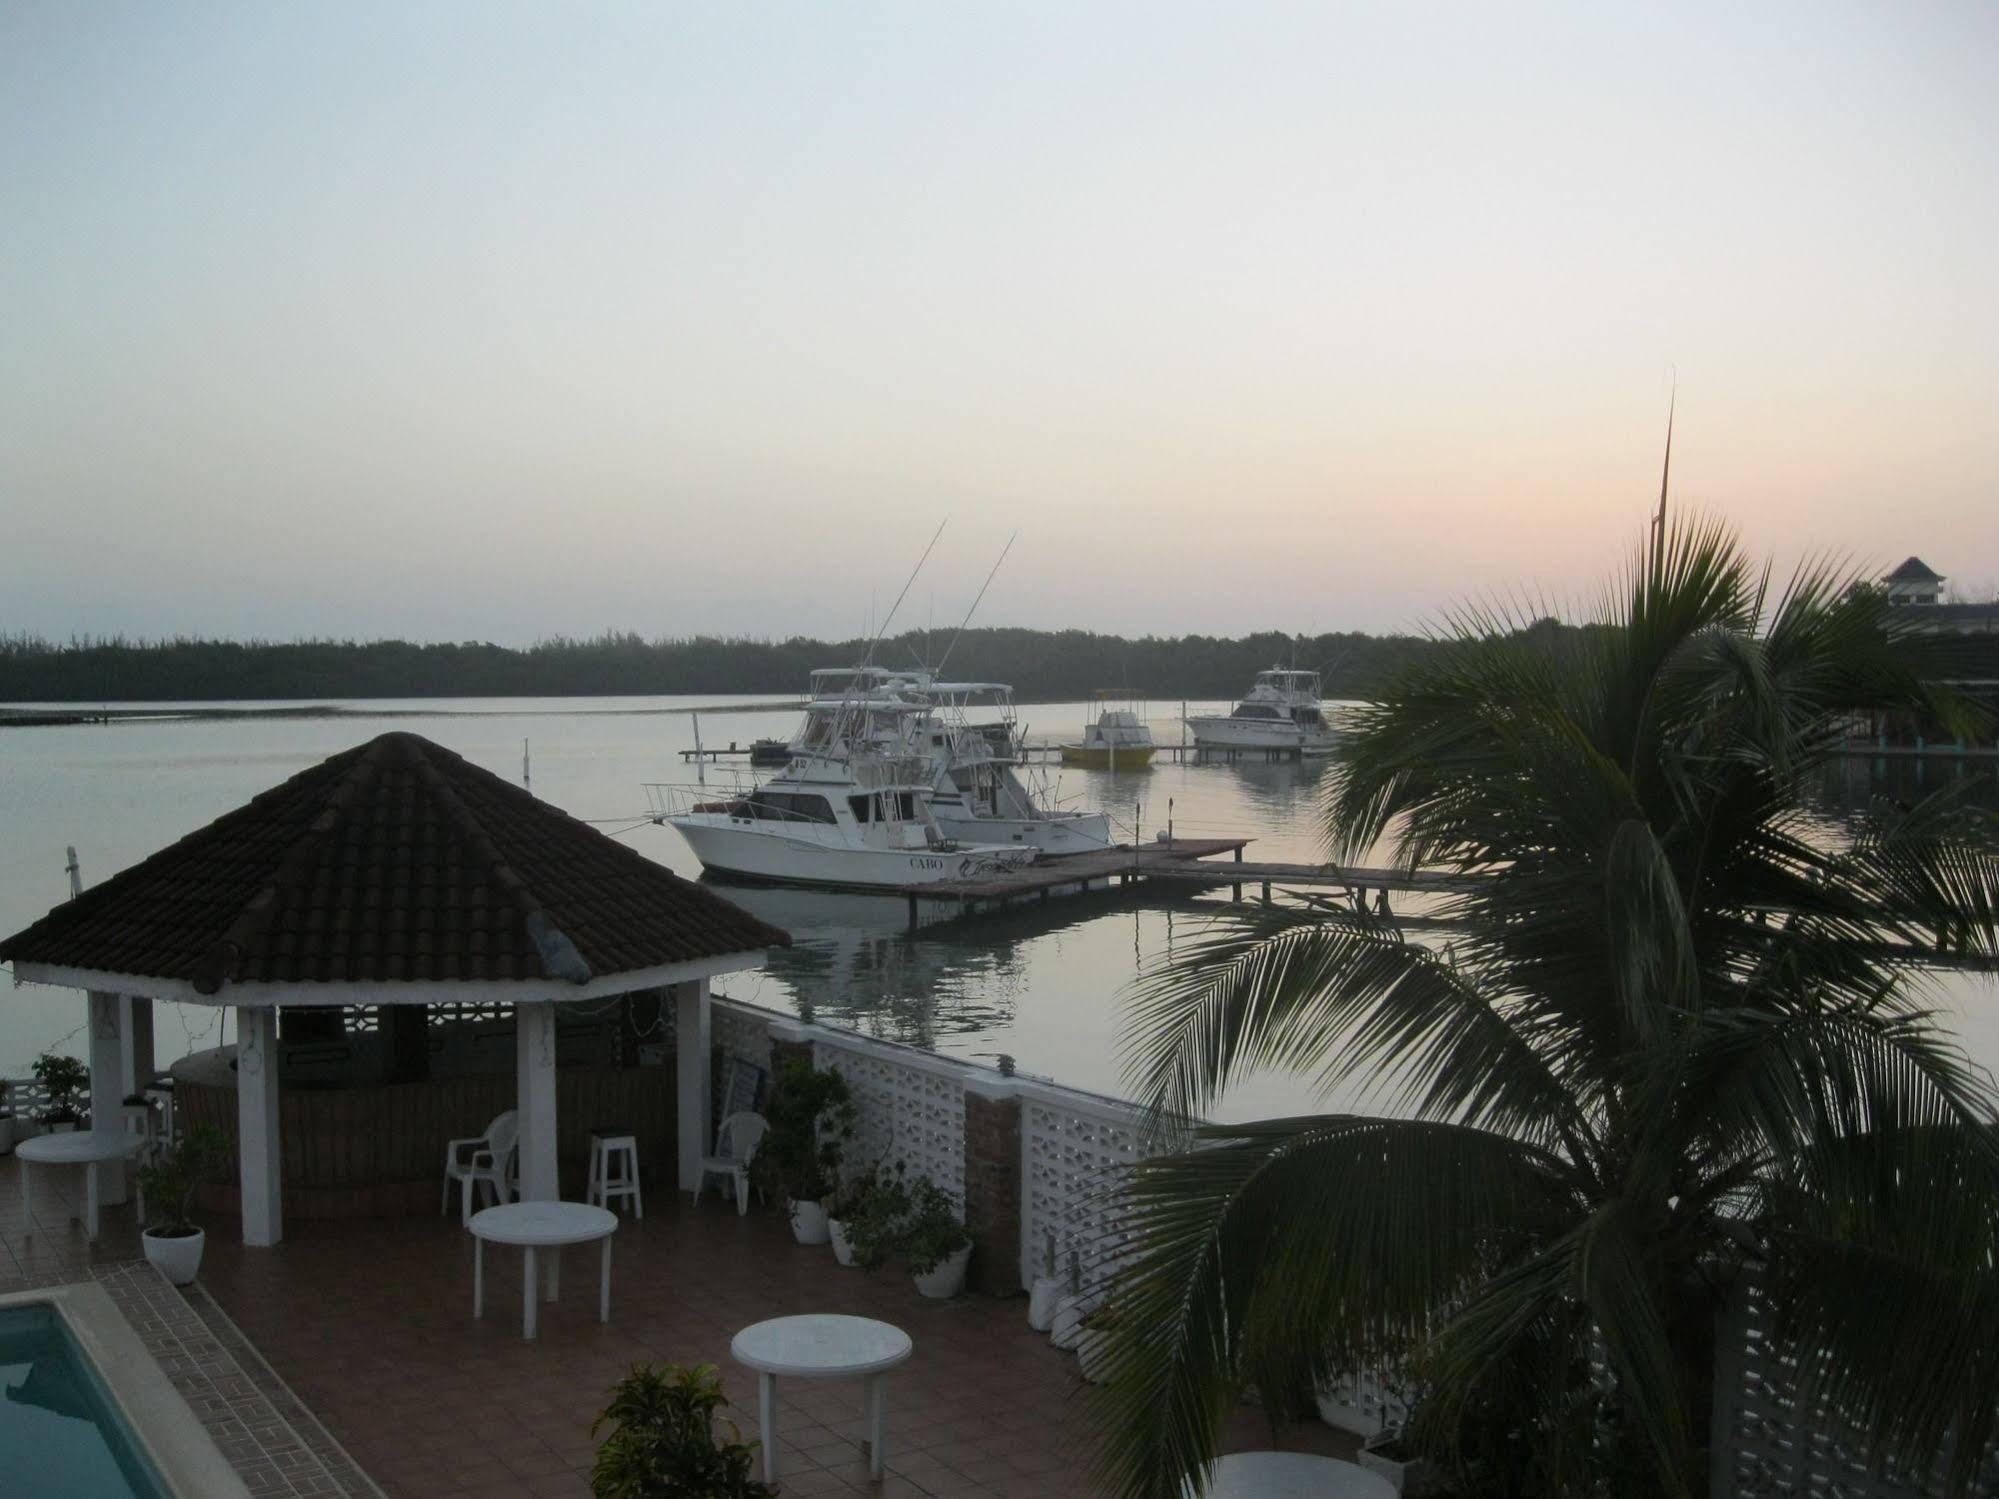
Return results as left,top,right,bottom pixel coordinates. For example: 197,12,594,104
0,626,1500,704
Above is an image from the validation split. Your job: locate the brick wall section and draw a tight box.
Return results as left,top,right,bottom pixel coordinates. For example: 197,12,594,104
963,1089,1023,1296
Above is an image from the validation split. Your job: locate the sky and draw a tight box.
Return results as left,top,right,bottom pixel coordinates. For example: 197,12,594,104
3,1,1996,645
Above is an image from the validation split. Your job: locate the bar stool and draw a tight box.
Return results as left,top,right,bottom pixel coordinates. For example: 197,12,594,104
587,1126,643,1218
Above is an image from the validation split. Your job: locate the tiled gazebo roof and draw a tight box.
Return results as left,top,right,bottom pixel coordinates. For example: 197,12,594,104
0,731,788,995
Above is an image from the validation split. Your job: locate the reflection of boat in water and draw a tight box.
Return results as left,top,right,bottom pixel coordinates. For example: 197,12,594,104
1060,692,1157,770
1186,667,1338,755
646,692,1038,891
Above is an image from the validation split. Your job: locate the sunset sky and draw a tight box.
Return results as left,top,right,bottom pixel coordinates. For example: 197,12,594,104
5,1,1995,644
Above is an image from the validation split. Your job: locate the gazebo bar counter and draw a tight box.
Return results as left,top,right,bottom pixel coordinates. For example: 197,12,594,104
0,731,790,1244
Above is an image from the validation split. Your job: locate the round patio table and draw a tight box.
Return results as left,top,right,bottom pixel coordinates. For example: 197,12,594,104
467,1200,618,1340
17,1130,147,1242
1196,1452,1396,1498
730,1314,913,1483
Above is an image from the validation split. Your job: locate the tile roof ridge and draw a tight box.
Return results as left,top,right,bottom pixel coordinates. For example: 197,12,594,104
399,736,595,987
191,736,393,995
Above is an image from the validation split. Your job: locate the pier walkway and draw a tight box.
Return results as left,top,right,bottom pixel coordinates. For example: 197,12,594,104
901,838,1482,926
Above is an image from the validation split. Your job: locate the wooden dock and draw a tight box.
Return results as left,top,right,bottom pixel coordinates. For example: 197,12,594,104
900,838,1480,927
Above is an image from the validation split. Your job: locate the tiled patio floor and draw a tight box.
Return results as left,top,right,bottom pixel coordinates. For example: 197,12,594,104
2,1160,1355,1496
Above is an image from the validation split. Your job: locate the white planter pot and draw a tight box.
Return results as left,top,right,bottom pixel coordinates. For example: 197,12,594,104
1358,1432,1444,1498
911,1242,972,1299
828,1217,856,1266
49,1121,77,1134
1076,1324,1119,1384
1049,1290,1096,1349
788,1198,830,1245
1026,1275,1063,1331
142,1228,206,1286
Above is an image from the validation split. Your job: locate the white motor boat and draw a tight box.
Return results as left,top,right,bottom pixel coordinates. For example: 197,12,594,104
796,666,1116,856
646,693,1039,890
1186,667,1340,755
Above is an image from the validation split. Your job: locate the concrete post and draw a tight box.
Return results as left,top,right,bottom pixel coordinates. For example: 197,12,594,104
675,979,711,1192
88,992,129,1205
237,1007,283,1247
516,1000,560,1201
121,997,155,1099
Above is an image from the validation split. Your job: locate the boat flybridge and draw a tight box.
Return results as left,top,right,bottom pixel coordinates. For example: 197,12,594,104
645,690,1039,891
912,679,1116,854
1186,667,1340,755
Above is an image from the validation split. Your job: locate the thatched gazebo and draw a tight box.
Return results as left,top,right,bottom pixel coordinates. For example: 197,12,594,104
0,731,789,1246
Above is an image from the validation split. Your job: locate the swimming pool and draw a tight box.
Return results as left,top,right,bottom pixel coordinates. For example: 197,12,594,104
0,1301,171,1497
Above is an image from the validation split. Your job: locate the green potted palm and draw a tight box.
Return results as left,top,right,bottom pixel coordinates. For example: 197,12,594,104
751,1056,854,1245
134,1125,226,1285
590,1362,775,1498
32,1053,88,1132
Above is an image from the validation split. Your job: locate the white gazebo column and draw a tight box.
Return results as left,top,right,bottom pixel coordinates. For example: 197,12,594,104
87,992,129,1205
121,997,155,1097
675,978,711,1192
516,1000,559,1201
237,1006,283,1247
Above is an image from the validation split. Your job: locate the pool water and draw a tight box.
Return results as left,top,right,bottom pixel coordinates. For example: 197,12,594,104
0,1304,170,1498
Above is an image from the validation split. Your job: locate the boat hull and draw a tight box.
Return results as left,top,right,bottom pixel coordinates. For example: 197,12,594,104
668,816,1036,890
1058,744,1157,770
929,807,1116,854
1185,716,1304,751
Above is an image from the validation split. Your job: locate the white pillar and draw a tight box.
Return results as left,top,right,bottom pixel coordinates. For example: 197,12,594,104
88,992,129,1205
516,1000,559,1201
121,997,155,1097
675,979,711,1192
237,1007,282,1247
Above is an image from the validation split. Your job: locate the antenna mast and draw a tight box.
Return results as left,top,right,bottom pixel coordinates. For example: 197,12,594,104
860,520,947,669
935,532,1017,675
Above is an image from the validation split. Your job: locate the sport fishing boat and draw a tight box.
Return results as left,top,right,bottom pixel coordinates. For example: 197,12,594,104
1059,692,1157,770
1186,667,1339,755
915,680,1117,854
645,759,1040,892
645,690,1039,890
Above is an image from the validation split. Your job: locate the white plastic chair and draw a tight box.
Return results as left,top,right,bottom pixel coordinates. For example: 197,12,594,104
443,1110,519,1225
693,1111,768,1215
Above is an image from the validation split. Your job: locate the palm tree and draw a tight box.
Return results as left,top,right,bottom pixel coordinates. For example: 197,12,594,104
1097,518,1999,1498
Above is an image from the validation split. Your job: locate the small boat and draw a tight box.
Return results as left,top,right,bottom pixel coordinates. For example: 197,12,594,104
1060,693,1157,770
1186,667,1339,755
748,738,792,766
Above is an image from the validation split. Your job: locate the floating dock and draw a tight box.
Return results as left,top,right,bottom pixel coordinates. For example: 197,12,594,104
899,839,1483,927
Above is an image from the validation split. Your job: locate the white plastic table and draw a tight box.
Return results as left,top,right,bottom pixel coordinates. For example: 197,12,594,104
467,1200,618,1340
17,1130,146,1241
730,1314,913,1483
1196,1452,1397,1498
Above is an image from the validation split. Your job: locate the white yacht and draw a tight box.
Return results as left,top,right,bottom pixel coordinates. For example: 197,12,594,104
1186,667,1339,755
796,667,1115,856
645,692,1039,890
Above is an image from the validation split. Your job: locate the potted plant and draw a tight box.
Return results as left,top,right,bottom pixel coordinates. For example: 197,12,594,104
1049,1248,1097,1349
134,1125,226,1285
32,1053,88,1132
841,1164,913,1272
900,1175,973,1298
1076,1302,1124,1385
751,1056,854,1246
826,1159,903,1268
1027,1228,1063,1331
590,1361,775,1498
1355,1366,1445,1497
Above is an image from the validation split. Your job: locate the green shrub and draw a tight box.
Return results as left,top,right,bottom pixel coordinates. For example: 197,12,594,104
590,1363,775,1498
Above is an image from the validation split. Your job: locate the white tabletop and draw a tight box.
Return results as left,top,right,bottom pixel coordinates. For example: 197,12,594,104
730,1315,913,1377
468,1200,618,1247
1199,1453,1396,1499
16,1131,146,1165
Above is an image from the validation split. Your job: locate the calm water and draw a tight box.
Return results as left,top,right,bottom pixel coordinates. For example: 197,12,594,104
3,697,1995,1122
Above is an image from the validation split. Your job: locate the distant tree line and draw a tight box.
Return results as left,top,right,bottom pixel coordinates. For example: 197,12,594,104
0,625,1530,703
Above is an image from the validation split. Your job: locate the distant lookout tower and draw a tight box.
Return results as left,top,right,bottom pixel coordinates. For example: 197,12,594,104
1881,556,1945,606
